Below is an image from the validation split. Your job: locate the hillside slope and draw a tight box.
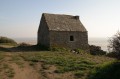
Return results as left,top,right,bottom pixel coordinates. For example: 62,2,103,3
0,47,115,79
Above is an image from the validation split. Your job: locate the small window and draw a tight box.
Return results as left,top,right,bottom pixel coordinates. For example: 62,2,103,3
70,36,74,41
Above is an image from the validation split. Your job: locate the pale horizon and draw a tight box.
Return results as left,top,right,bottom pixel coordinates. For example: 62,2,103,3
0,0,120,38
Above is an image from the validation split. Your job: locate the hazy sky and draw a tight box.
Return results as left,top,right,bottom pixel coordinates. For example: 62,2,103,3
0,0,120,38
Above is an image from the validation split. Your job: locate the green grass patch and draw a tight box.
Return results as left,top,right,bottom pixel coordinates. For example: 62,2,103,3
10,55,24,68
2,63,15,78
54,59,94,73
20,52,95,74
0,50,116,79
11,55,21,61
74,71,85,78
49,47,68,52
19,51,115,78
5,67,15,78
88,60,120,79
0,53,4,60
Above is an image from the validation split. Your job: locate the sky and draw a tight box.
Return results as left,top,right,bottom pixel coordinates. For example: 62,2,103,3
0,0,120,38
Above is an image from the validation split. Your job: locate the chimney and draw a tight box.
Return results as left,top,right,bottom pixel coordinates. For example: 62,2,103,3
74,16,79,20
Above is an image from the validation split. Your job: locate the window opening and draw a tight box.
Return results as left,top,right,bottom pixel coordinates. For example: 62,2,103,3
70,36,74,41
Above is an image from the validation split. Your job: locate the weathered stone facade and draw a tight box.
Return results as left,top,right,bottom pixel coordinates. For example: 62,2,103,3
49,31,88,49
38,14,50,47
38,13,89,50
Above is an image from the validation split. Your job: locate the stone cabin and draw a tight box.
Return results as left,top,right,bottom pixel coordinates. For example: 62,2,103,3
37,13,89,50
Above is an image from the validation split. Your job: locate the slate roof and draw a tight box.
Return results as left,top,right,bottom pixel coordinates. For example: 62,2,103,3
42,13,87,32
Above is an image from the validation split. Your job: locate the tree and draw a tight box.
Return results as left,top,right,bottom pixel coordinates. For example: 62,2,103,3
108,31,120,58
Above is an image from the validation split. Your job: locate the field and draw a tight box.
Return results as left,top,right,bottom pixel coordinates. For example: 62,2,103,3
0,44,116,79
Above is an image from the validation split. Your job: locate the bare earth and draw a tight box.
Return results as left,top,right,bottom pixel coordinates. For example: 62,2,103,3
0,52,76,79
0,45,115,79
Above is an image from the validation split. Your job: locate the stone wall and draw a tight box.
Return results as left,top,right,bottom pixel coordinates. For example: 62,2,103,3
49,31,89,50
37,15,50,47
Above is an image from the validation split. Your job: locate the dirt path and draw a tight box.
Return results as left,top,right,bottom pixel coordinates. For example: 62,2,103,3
3,53,41,79
0,52,75,79
11,63,40,79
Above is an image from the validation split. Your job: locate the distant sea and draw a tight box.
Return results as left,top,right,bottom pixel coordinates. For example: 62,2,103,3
88,38,109,52
13,37,109,52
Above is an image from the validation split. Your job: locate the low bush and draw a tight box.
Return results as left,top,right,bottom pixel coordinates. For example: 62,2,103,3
19,42,31,47
107,31,120,59
88,61,120,79
0,36,17,45
89,45,106,55
36,44,49,50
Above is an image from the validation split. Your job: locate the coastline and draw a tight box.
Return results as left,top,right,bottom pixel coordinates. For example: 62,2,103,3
13,37,108,51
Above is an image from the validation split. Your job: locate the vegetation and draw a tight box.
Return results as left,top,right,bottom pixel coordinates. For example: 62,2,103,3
0,36,17,45
89,45,106,55
10,55,24,68
18,42,31,47
0,43,117,79
0,63,15,78
36,44,49,50
88,61,120,79
0,53,4,60
108,31,120,59
19,51,114,78
49,46,68,52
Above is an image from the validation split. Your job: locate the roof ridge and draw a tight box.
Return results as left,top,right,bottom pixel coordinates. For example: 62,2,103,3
42,13,87,32
43,13,79,17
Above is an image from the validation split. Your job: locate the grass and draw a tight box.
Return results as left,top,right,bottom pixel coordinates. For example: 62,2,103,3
6,67,15,78
0,43,17,46
10,55,24,68
49,46,68,52
1,63,15,78
29,62,36,66
74,71,85,77
20,51,114,78
0,44,116,79
39,69,47,78
54,59,94,73
88,61,120,79
0,53,4,60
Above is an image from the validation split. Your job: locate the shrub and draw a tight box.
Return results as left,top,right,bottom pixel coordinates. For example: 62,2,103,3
0,36,17,44
36,44,49,50
108,31,120,59
88,61,120,79
89,45,106,55
19,42,31,47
